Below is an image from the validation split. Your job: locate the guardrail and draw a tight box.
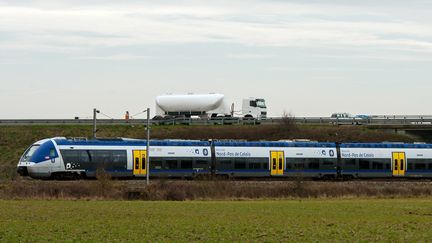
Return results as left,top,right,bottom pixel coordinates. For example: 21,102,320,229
1,116,432,126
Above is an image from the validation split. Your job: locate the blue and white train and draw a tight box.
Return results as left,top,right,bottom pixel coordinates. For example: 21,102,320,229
17,137,432,179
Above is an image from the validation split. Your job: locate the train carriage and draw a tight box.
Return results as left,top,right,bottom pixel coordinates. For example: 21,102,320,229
17,137,211,179
340,143,432,178
213,141,337,178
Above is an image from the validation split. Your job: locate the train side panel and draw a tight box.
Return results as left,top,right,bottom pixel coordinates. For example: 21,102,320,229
213,142,338,178
56,144,212,179
284,147,338,178
147,145,211,178
340,145,432,178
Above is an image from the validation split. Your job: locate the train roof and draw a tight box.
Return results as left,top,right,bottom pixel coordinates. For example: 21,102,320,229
49,138,432,148
213,141,336,147
340,143,432,149
52,138,336,147
53,138,210,146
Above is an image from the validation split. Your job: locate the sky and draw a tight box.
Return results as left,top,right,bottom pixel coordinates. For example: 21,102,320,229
0,0,431,118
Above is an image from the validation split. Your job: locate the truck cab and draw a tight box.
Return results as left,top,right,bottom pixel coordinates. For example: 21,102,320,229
242,98,267,120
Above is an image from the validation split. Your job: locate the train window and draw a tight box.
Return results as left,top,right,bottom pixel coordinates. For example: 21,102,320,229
150,159,162,169
112,151,127,163
286,159,293,169
21,145,40,162
50,148,56,157
415,163,427,170
220,160,232,165
196,160,208,165
218,159,233,170
307,159,319,169
359,159,370,170
249,163,261,170
61,149,127,170
91,150,111,164
79,150,91,163
294,163,304,169
165,160,178,170
60,150,79,163
235,162,246,169
408,159,432,171
343,159,356,166
135,158,139,170
385,162,391,170
195,160,209,169
262,162,268,170
372,160,384,170
340,159,356,170
181,160,193,169
407,163,413,170
322,159,335,166
293,159,305,170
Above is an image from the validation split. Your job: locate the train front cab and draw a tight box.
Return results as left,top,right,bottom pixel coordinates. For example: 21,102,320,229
17,138,60,179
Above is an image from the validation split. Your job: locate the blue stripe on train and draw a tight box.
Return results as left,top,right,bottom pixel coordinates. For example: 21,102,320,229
82,169,432,175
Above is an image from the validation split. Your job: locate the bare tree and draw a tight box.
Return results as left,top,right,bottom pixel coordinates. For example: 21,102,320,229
280,111,297,131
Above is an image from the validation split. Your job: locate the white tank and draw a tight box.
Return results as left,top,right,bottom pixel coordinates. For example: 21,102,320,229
156,93,228,117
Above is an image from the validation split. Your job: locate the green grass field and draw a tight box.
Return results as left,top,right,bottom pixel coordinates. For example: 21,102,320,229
1,199,431,242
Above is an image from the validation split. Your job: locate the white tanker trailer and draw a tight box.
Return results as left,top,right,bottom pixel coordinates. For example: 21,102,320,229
155,93,267,120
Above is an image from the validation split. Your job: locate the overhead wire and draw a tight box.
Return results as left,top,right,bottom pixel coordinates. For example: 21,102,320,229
131,110,147,118
99,111,115,119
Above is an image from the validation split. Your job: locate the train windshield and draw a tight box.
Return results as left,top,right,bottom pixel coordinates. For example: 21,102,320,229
21,145,40,162
256,99,266,108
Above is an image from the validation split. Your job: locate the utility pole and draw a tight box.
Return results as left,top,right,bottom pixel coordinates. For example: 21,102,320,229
93,108,100,139
145,108,151,185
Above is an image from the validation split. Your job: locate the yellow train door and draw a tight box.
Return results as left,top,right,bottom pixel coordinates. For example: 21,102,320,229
398,152,405,176
277,151,285,175
133,150,147,176
392,152,406,176
270,151,284,176
270,151,278,176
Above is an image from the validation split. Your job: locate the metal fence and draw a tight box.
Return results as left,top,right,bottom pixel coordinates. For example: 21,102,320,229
1,116,432,126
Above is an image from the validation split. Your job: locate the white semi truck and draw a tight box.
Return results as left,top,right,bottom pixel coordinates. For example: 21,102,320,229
154,93,267,120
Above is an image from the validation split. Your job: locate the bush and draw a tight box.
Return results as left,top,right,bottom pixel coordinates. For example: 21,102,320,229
1,180,431,201
0,165,17,181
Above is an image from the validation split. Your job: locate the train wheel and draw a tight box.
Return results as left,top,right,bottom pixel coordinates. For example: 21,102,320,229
72,173,81,180
52,173,63,180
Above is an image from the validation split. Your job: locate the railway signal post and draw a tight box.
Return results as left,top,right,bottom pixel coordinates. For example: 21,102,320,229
93,108,100,139
145,108,150,185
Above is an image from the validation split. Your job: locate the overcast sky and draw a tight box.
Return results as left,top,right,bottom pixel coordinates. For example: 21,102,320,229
1,0,431,118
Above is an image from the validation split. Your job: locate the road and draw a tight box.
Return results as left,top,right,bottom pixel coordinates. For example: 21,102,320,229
1,115,432,126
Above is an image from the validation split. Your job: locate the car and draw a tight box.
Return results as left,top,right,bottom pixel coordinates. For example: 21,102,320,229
331,113,353,119
330,113,362,125
355,114,371,119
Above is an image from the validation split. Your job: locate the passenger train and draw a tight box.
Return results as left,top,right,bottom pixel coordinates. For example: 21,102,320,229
17,137,432,179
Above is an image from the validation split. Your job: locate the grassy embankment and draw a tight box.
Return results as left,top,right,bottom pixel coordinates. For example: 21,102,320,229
2,180,432,201
0,124,413,180
0,199,431,242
